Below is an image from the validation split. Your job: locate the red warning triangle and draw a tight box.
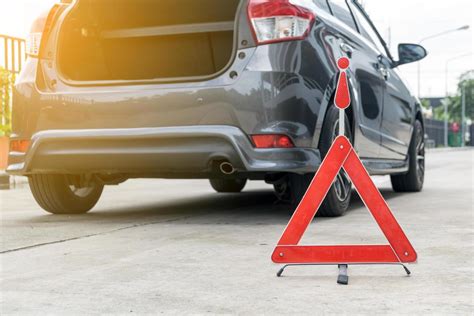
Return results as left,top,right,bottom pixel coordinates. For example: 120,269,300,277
272,135,417,264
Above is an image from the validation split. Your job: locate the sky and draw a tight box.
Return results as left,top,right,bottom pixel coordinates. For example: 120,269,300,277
362,0,473,98
0,0,472,97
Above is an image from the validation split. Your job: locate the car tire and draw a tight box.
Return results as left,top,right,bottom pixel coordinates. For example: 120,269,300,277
29,174,103,214
391,120,425,192
209,178,247,193
289,105,352,217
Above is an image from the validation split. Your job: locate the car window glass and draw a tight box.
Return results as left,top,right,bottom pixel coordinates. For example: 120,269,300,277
350,3,387,56
313,0,331,13
328,0,357,31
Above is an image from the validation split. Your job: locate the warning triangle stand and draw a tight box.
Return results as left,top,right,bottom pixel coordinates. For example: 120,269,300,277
272,57,417,284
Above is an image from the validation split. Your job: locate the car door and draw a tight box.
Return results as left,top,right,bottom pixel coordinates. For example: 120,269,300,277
349,1,413,160
379,60,414,159
327,0,385,159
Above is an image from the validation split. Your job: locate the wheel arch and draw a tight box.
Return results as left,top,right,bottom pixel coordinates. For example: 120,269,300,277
412,106,425,146
415,110,424,129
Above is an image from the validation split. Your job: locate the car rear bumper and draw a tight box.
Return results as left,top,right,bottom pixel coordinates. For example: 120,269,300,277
7,126,321,177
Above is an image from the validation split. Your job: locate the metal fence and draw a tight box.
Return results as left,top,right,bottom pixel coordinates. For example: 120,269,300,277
470,124,474,147
1,35,26,135
424,118,445,148
1,34,26,74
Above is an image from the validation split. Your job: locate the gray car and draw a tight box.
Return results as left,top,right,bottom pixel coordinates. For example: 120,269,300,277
8,0,427,216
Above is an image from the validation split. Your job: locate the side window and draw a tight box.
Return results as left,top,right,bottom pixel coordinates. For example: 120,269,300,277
350,4,387,56
328,0,358,31
313,0,331,13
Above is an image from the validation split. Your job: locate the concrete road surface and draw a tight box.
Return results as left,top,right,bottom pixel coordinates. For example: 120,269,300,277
1,149,473,314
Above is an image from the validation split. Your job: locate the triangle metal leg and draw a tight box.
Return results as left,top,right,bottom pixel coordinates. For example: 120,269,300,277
337,264,349,285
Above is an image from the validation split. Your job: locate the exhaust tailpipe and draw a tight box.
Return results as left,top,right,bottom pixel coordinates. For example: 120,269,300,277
219,162,235,175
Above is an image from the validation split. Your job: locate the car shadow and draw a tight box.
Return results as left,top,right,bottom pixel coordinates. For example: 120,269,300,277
24,187,406,226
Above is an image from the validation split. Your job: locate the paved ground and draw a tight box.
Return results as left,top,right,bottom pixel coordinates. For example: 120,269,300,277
0,149,473,314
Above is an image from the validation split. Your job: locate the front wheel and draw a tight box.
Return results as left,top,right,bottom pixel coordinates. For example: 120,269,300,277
29,174,103,214
288,106,353,217
391,120,425,192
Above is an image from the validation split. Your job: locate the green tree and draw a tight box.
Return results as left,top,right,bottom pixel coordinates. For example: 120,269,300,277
434,70,474,123
0,67,13,136
420,98,431,110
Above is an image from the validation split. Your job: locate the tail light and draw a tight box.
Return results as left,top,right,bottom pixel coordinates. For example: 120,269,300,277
248,0,315,45
10,140,30,153
26,3,68,57
251,134,295,148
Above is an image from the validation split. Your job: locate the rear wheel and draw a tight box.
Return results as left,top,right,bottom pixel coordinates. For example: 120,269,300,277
391,120,425,192
288,106,352,217
209,178,247,193
29,174,103,214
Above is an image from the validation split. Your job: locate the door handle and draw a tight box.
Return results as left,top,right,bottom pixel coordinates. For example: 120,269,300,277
340,42,354,58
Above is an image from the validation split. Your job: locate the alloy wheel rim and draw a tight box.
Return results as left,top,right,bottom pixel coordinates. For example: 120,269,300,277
415,125,425,183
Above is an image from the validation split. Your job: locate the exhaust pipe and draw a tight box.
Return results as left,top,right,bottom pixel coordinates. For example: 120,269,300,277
219,162,235,175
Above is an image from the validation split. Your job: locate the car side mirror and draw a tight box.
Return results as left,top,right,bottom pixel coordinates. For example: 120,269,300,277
395,43,428,67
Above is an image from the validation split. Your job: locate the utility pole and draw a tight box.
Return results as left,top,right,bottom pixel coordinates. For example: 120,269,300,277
461,84,466,147
444,67,449,147
385,26,392,50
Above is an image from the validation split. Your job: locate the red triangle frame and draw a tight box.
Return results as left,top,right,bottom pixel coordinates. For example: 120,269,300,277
272,135,417,264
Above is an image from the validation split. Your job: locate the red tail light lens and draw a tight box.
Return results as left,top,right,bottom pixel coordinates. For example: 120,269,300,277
10,140,31,153
248,0,315,45
251,134,295,148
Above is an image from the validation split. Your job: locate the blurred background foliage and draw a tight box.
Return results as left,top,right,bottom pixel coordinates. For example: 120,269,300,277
0,67,13,136
433,70,474,123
